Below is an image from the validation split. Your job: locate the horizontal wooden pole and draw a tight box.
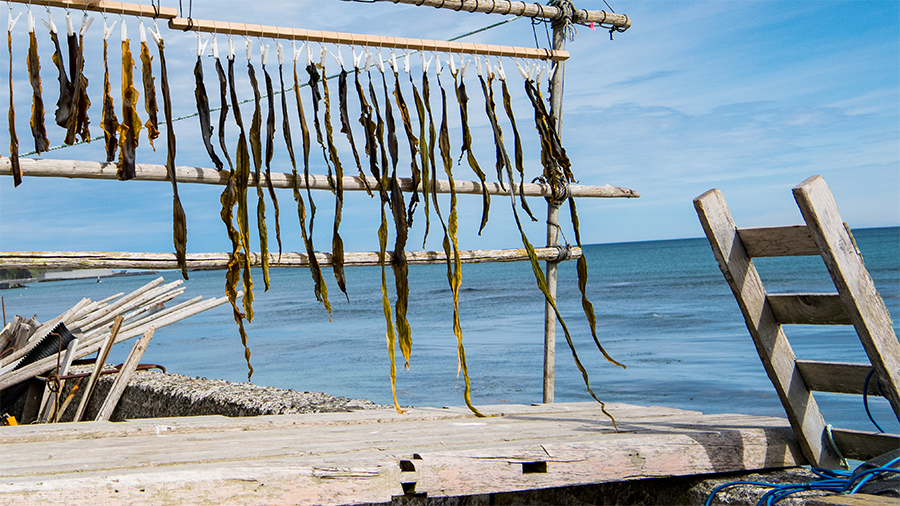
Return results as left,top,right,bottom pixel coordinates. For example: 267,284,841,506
795,360,880,396
6,0,178,19
766,293,851,325
0,158,641,198
167,18,568,61
357,0,631,29
0,247,582,270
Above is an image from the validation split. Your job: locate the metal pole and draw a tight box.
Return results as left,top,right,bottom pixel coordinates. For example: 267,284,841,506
543,12,568,404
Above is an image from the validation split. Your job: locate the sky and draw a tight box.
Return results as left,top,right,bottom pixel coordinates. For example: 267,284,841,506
0,0,898,256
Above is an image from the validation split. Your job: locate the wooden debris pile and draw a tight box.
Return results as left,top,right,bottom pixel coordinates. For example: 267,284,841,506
0,276,231,424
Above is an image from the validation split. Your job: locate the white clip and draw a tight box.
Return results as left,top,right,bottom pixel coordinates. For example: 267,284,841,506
197,33,209,57
422,53,432,74
292,41,305,63
484,57,493,78
375,52,385,74
261,42,269,66
475,56,482,77
435,53,442,76
495,58,506,81
8,10,21,34
305,43,312,67
352,46,362,69
364,50,373,72
228,35,235,60
546,61,557,81
448,53,457,75
390,49,397,73
536,63,546,84
148,19,162,46
41,11,57,34
514,59,528,80
65,12,74,36
404,52,410,74
79,13,93,37
120,17,127,41
459,58,470,78
244,36,252,61
329,46,343,68
319,43,326,68
102,18,116,41
139,20,146,43
213,36,219,59
527,61,536,81
276,42,284,66
27,10,34,33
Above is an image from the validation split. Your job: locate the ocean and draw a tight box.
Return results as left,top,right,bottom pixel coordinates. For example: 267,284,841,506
3,226,898,434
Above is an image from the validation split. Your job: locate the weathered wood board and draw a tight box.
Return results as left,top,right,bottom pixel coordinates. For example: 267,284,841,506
0,402,805,505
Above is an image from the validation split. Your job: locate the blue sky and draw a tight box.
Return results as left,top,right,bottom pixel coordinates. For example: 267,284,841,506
1,0,897,255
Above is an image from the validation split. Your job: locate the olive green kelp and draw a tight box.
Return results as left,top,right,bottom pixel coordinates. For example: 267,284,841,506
390,54,421,227
64,14,91,145
437,62,483,417
26,13,49,155
100,20,118,163
451,57,490,234
151,29,188,283
8,12,21,187
247,47,271,291
292,45,330,316
262,49,282,260
497,58,534,221
228,38,255,378
412,57,432,246
139,28,159,150
214,39,251,384
117,27,141,181
320,51,349,300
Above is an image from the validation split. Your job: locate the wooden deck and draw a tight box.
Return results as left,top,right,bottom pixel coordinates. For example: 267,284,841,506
0,402,806,505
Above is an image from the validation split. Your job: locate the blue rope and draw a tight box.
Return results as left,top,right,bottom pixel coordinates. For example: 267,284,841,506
863,368,886,433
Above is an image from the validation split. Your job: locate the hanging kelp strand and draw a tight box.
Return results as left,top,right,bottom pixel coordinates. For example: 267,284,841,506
452,57,490,234
214,48,233,171
337,51,371,197
497,59,534,221
117,22,141,181
26,12,49,155
261,45,282,259
44,12,72,130
292,44,331,316
391,53,421,227
100,20,118,163
411,56,432,245
305,49,331,181
476,58,506,191
227,38,255,327
7,11,22,187
64,13,91,145
437,64,483,417
320,47,349,300
193,36,221,168
246,40,271,291
149,25,188,284
139,25,159,150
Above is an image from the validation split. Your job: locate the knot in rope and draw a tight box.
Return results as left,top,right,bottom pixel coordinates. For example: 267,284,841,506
553,243,572,262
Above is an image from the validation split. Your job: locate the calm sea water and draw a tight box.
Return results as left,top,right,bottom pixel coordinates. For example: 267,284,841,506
3,227,898,433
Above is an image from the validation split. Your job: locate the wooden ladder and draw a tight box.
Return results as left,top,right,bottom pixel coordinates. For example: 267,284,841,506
694,175,900,469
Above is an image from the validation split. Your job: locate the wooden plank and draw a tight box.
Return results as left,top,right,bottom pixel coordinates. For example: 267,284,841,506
808,494,900,506
95,328,154,422
767,293,851,325
694,188,840,468
739,225,820,257
5,0,178,18
830,427,900,463
796,360,881,396
72,317,122,422
0,247,582,271
0,158,640,199
793,175,900,419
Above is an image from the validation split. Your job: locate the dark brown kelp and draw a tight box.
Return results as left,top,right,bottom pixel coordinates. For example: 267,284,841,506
227,41,255,329
292,46,331,316
247,50,271,291
117,28,141,181
498,60,534,221
337,57,371,197
262,51,282,259
26,14,49,155
100,21,118,163
64,15,90,145
411,59,431,245
45,14,72,130
437,67,483,417
8,13,21,187
139,31,159,150
476,59,506,191
214,50,233,171
305,54,331,180
381,62,412,372
151,30,188,283
452,59,490,234
320,55,349,300
193,41,222,169
391,55,421,226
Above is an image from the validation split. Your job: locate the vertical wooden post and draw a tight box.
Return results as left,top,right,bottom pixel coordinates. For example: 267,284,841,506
543,13,568,404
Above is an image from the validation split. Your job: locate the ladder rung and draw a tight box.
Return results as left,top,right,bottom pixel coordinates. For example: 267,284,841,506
767,294,851,325
830,427,900,462
796,360,880,395
738,225,819,257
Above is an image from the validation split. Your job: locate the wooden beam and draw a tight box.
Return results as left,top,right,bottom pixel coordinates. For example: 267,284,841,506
766,293,851,325
1,158,640,199
167,18,569,61
6,0,178,19
358,0,631,29
793,175,900,420
738,225,820,258
72,316,122,422
0,247,581,270
95,327,154,422
830,427,900,463
795,360,881,396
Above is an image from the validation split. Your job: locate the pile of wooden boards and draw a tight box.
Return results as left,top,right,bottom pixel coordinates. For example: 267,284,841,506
0,276,232,423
